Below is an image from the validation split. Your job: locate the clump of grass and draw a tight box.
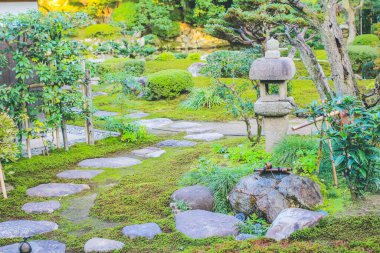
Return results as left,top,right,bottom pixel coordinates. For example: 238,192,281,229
181,87,224,110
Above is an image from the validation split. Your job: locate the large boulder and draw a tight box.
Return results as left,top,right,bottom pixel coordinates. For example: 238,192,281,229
266,208,325,241
171,185,214,211
229,173,323,222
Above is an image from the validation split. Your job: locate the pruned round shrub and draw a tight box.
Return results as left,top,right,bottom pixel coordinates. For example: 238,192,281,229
352,34,380,47
146,69,193,99
348,45,379,73
97,58,145,76
187,52,201,61
156,52,176,61
112,2,137,28
85,24,120,38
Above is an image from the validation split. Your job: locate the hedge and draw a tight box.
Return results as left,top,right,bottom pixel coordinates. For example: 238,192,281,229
97,58,146,76
352,34,380,47
348,45,379,73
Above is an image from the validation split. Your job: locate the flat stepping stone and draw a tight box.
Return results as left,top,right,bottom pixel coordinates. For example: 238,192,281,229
78,157,141,168
93,91,108,97
186,127,215,134
184,133,224,142
125,112,150,119
94,111,118,117
0,220,58,239
57,170,104,179
122,223,162,240
136,118,173,128
175,210,240,239
131,147,166,158
169,122,202,129
26,183,90,197
0,240,65,253
22,200,61,214
84,238,125,253
157,140,197,147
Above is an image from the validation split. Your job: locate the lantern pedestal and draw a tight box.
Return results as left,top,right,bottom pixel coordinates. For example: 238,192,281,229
263,116,289,152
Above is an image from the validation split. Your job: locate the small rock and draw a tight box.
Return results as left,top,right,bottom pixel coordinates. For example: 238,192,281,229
136,118,173,128
169,122,202,129
175,210,240,239
125,112,150,119
184,133,224,142
0,220,58,239
131,147,166,158
84,238,125,253
187,62,206,77
94,111,118,117
265,208,325,241
26,183,90,197
0,240,65,253
186,127,214,134
122,223,162,240
22,201,61,214
93,92,108,97
78,157,141,168
156,140,197,147
171,185,214,211
57,170,104,179
235,233,257,241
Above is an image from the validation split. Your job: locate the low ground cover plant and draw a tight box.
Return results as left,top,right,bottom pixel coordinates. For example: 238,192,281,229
105,117,149,143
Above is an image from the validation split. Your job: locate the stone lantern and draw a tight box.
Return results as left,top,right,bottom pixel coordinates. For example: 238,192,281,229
249,38,296,152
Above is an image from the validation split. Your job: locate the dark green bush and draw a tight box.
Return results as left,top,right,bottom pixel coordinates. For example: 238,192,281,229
146,69,193,99
85,24,120,38
352,34,380,46
348,45,379,73
159,21,181,39
362,60,380,79
97,58,145,76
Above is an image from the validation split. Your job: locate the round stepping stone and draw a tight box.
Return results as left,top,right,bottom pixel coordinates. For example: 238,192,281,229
186,127,215,134
0,240,65,253
57,170,104,179
26,183,90,197
156,140,197,147
22,201,61,214
184,133,224,142
175,210,240,239
0,220,58,239
169,122,202,129
136,118,173,128
125,112,150,119
94,111,118,117
78,157,141,168
84,238,125,253
131,147,166,158
122,223,162,240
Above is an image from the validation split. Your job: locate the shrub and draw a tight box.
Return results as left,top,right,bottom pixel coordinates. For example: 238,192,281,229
112,2,137,28
181,87,224,109
362,61,380,79
146,69,193,99
373,23,380,38
104,117,148,143
352,34,380,46
174,53,188,59
187,52,201,61
97,58,145,76
159,21,181,39
85,24,120,38
155,52,176,61
0,113,18,163
348,45,379,73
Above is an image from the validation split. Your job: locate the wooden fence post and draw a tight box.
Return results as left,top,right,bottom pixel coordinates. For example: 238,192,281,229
0,162,7,199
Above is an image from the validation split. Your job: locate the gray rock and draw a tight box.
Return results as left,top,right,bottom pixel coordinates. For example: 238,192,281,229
122,223,162,239
186,127,214,134
131,147,166,158
255,189,289,222
157,140,197,147
266,208,325,241
171,185,214,211
136,118,173,128
0,220,58,239
84,238,125,253
22,201,61,214
187,62,206,77
169,122,202,130
94,111,118,117
184,133,224,142
0,240,65,253
78,157,141,168
26,183,90,197
125,112,150,119
57,170,104,179
175,210,240,239
93,92,108,97
235,233,258,241
254,100,293,117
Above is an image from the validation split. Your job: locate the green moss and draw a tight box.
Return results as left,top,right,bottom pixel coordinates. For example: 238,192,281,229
112,2,137,28
352,34,380,46
145,59,198,74
85,24,121,39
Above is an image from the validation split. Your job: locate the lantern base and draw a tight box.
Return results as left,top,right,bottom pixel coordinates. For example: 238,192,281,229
263,116,289,152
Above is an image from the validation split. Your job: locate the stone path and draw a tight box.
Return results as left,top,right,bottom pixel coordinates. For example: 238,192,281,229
84,238,124,253
122,223,162,240
57,170,104,179
0,220,58,239
78,157,141,168
26,183,90,197
22,200,61,214
0,240,65,253
157,140,197,147
184,133,224,142
131,147,166,158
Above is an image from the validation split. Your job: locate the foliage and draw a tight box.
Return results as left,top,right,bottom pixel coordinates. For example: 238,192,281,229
85,23,121,38
111,1,137,28
0,113,18,163
104,117,148,142
174,53,188,59
352,34,380,46
122,76,145,96
97,58,145,76
373,22,380,38
306,97,380,199
94,39,157,58
187,53,201,61
222,142,271,165
146,69,193,100
156,52,177,61
181,87,224,109
348,45,379,73
238,213,269,236
162,21,181,39
362,60,380,79
174,200,191,211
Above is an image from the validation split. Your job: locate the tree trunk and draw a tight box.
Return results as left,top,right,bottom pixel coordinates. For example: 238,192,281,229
342,0,357,44
61,121,69,151
0,162,7,199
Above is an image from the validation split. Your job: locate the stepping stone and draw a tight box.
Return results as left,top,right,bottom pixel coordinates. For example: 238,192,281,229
171,185,214,211
175,210,240,239
0,220,58,238
125,112,150,119
131,147,166,158
84,238,125,253
22,201,61,214
186,127,215,134
0,240,65,253
136,118,173,128
57,170,104,179
169,122,202,129
93,91,108,97
157,140,197,147
94,111,118,117
184,133,224,142
122,223,162,240
26,183,90,197
78,157,141,168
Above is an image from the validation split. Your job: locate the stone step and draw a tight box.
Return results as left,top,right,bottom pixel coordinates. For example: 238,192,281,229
78,157,141,169
122,223,162,240
84,238,125,253
22,200,61,214
131,147,166,158
156,140,197,147
184,133,224,142
0,220,58,239
57,170,104,179
26,183,90,197
0,240,65,253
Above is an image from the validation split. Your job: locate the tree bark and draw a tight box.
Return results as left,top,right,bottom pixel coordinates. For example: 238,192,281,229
61,121,69,151
342,0,365,44
0,162,7,199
